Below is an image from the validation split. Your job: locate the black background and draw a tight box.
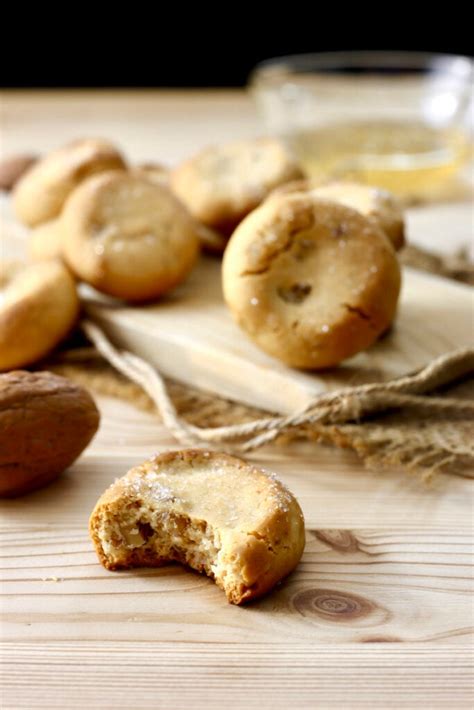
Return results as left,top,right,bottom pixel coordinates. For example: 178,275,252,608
3,12,471,88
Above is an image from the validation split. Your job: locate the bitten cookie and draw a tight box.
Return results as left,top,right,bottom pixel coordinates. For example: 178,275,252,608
89,449,305,605
13,138,126,227
170,137,304,235
271,180,405,251
28,218,64,261
222,193,401,369
62,171,200,301
0,260,79,371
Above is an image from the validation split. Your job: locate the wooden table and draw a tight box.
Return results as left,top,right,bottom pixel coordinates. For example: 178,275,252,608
1,91,473,709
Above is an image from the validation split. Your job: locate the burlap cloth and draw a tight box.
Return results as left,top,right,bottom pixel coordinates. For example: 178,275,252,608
43,245,474,480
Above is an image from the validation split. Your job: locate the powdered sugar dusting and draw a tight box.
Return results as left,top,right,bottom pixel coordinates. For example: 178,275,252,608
106,453,300,532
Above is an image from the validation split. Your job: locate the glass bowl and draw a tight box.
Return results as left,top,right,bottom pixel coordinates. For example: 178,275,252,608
250,52,473,198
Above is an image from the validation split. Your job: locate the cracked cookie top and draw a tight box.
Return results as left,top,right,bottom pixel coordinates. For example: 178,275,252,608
269,179,405,251
222,193,401,369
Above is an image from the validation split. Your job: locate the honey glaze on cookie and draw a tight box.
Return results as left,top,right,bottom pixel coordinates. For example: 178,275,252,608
89,450,305,604
222,194,401,369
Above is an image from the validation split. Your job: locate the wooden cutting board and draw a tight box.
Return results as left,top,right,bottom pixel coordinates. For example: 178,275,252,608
87,259,474,413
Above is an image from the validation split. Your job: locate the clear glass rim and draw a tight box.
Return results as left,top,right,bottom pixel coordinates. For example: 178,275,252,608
251,51,474,83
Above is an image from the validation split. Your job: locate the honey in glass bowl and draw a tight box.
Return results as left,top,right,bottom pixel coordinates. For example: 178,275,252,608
251,52,473,199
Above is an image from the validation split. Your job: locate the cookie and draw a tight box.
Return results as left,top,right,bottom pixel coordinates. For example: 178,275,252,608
28,218,64,261
0,260,79,371
170,137,304,235
62,171,200,302
271,180,405,251
13,138,126,227
89,449,305,605
222,193,401,369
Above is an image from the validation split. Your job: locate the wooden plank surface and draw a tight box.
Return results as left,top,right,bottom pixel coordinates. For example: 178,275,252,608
1,397,473,709
3,643,473,710
1,90,473,710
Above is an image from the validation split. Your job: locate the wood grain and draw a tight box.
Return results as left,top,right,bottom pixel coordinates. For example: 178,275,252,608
1,89,473,710
2,643,472,709
2,524,472,645
1,397,473,708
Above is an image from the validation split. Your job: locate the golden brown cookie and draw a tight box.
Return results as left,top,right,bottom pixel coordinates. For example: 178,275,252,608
0,260,79,371
271,180,405,250
222,193,401,369
62,171,200,301
13,138,126,227
28,218,64,261
170,137,304,235
89,449,305,605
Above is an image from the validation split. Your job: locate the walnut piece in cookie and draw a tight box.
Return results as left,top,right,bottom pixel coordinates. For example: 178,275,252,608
222,193,401,369
89,449,305,604
0,371,100,497
170,137,305,236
